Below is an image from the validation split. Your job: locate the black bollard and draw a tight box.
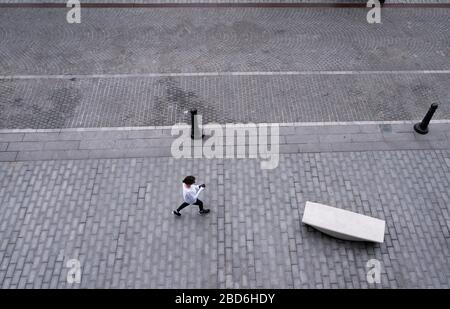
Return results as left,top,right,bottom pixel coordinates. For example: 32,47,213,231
190,109,204,140
190,109,197,140
414,103,438,135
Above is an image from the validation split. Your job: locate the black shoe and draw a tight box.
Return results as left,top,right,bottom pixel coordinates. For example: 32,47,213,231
199,209,210,215
173,210,181,216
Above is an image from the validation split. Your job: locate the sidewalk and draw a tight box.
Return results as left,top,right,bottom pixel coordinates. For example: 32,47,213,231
1,121,449,161
2,6,449,129
1,0,449,290
0,122,449,288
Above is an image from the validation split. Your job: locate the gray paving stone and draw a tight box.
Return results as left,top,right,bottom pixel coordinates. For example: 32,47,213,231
384,140,433,151
295,126,362,136
113,138,174,149
58,131,129,141
279,144,300,154
350,133,384,143
126,130,168,139
428,140,450,150
382,132,417,141
358,124,383,134
0,8,450,129
319,135,352,143
22,132,61,142
429,123,450,134
298,143,333,153
87,148,172,159
44,141,80,151
78,140,116,150
390,124,417,133
0,124,450,160
52,150,91,160
7,141,44,151
15,151,56,161
0,151,17,161
413,131,448,141
279,127,297,136
0,3,449,290
285,135,320,144
0,133,24,142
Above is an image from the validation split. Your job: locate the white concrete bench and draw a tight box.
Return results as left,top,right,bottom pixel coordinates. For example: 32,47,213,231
302,201,385,243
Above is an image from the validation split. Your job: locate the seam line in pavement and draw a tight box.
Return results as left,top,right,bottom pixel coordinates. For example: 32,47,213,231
1,120,449,134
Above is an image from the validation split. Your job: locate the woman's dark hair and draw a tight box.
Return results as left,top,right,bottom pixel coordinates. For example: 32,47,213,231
182,176,196,185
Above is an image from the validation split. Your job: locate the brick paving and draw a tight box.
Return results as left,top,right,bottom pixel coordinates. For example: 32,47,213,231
1,7,449,128
0,123,449,288
0,149,448,288
2,74,450,129
1,8,448,75
0,1,449,290
1,121,449,161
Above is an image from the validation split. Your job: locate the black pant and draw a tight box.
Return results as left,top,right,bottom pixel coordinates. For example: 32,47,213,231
177,199,204,212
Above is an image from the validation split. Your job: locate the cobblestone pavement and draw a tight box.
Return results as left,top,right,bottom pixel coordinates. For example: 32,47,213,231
1,74,449,128
1,8,449,75
1,121,449,161
0,7,449,128
0,3,449,290
0,149,448,288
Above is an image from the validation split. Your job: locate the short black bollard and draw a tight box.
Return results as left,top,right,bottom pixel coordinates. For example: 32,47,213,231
190,109,204,140
414,103,438,135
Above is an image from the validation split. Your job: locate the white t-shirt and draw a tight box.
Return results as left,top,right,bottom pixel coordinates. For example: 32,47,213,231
183,184,204,204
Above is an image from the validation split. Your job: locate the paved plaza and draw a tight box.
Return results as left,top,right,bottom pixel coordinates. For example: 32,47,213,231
0,7,450,128
0,146,449,288
0,3,449,289
0,122,449,288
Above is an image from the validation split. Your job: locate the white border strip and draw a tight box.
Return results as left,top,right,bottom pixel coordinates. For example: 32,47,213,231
1,120,449,134
2,70,450,80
